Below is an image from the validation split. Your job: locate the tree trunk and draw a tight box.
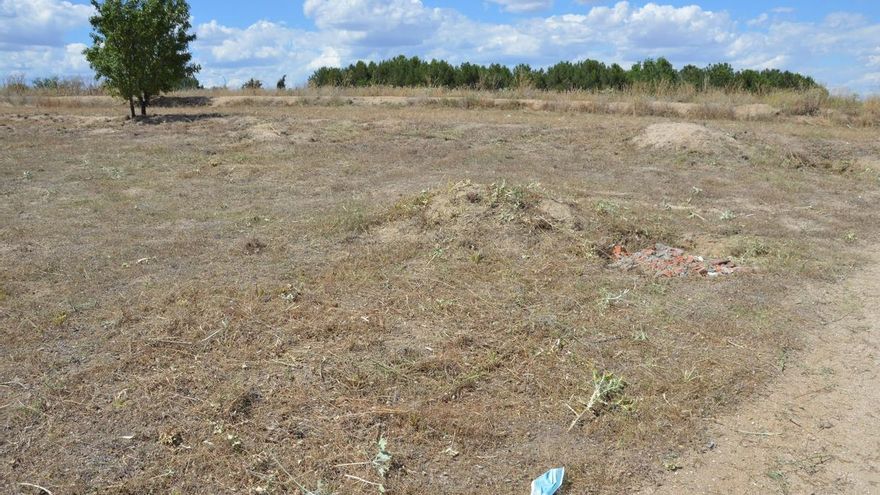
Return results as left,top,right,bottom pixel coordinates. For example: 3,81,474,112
138,95,146,116
129,97,135,118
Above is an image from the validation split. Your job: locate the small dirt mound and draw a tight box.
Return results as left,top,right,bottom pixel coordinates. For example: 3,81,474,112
610,243,743,278
366,181,586,259
422,181,582,231
632,122,738,152
247,122,282,142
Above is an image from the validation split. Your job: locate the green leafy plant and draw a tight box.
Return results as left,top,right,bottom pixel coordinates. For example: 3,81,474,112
568,371,633,430
489,180,526,209
84,0,200,117
372,437,392,478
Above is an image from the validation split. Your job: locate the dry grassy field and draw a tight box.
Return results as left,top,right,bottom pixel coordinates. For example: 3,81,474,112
1,96,879,494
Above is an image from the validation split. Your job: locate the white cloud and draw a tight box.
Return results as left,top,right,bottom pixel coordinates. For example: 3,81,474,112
307,47,342,70
189,1,880,93
192,20,341,87
823,12,868,29
1,0,879,94
0,0,93,46
1,42,89,75
0,0,92,79
845,72,880,93
747,13,769,27
486,0,554,14
302,0,446,47
509,2,735,65
868,47,880,68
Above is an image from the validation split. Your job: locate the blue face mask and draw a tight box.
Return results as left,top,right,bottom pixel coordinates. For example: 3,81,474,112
531,467,565,495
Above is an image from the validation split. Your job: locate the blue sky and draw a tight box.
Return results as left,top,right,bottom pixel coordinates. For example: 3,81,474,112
183,1,880,27
2,1,879,93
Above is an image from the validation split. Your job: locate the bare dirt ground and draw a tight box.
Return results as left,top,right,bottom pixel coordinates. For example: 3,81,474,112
1,100,879,494
641,246,880,495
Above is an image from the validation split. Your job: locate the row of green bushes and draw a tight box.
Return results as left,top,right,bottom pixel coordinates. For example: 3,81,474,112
2,74,202,95
1,75,105,95
309,55,821,93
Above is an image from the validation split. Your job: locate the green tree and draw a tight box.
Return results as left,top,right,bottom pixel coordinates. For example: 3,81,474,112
425,59,455,87
679,64,706,90
345,61,371,86
308,55,823,95
512,64,535,89
84,0,199,118
242,78,263,90
176,75,201,90
479,64,512,90
705,63,735,89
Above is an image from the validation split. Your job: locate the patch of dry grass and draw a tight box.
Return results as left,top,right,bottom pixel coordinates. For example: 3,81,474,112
1,104,879,494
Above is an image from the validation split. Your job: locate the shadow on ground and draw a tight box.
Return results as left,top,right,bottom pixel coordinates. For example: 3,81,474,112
131,112,224,124
151,95,213,107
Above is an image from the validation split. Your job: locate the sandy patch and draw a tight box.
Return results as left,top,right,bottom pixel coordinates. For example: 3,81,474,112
632,122,738,152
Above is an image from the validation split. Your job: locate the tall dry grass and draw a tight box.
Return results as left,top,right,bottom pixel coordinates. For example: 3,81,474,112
3,75,877,126
174,84,880,124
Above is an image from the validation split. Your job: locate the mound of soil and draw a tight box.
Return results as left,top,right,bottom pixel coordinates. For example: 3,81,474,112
632,122,738,152
247,122,282,142
421,181,583,231
369,181,586,261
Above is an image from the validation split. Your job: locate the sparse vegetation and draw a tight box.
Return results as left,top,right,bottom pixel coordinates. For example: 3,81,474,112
3,79,877,126
1,98,878,494
2,74,28,94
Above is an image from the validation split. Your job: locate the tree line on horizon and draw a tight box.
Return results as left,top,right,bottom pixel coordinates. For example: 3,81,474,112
308,55,821,93
16,0,825,118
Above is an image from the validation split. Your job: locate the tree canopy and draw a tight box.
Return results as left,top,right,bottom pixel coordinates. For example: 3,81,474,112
309,55,820,94
84,0,200,117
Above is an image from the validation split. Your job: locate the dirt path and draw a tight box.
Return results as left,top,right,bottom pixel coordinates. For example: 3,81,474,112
641,248,880,494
